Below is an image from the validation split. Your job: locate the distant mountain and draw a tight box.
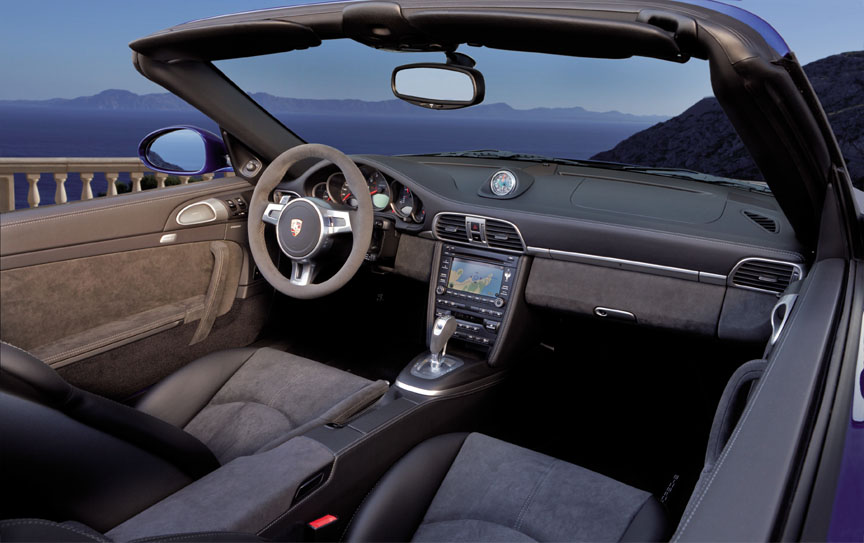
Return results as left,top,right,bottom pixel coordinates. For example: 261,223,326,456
0,89,667,123
591,51,864,185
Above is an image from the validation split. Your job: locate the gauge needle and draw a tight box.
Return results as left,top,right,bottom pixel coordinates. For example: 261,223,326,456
369,190,378,195
342,193,352,202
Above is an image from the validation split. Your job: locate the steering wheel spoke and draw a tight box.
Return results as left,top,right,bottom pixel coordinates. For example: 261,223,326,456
262,202,286,225
321,207,352,235
290,260,318,286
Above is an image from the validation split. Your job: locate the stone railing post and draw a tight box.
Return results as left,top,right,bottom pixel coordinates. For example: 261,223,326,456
26,173,41,208
130,172,144,193
156,173,168,189
80,172,94,201
53,173,68,204
105,172,119,196
179,175,190,185
202,173,214,181
0,174,14,212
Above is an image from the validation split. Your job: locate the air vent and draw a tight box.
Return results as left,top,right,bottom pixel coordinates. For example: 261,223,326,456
485,219,525,251
743,210,778,233
731,258,803,294
435,214,468,242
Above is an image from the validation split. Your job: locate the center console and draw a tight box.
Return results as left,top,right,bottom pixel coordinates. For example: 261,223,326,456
433,244,520,352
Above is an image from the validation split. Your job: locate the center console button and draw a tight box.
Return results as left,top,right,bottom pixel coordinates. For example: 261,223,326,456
436,286,446,295
494,297,505,308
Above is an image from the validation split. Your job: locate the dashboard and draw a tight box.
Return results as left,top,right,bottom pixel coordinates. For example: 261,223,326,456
272,153,809,343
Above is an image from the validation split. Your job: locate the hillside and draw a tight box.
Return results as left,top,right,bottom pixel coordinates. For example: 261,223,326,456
0,90,667,124
591,51,864,185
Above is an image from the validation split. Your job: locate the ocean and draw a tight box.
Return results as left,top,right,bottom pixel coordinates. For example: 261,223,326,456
0,107,651,209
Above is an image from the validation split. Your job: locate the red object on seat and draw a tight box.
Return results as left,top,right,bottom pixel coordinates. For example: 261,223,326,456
308,515,338,530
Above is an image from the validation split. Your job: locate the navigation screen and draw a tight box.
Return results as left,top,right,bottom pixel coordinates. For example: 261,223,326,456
447,258,504,298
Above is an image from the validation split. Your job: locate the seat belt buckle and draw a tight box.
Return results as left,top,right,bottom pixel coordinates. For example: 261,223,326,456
306,514,338,542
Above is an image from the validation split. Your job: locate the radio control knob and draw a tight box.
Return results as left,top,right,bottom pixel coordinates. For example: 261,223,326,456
436,286,446,295
494,297,505,308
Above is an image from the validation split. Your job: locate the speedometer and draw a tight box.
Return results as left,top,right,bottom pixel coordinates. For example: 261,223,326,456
367,171,391,211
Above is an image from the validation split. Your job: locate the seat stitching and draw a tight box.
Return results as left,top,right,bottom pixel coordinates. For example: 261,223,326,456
340,462,388,540
41,311,186,363
708,366,766,462
673,359,776,540
515,459,557,532
130,532,255,543
0,519,109,542
417,519,540,542
259,451,339,534
198,400,296,428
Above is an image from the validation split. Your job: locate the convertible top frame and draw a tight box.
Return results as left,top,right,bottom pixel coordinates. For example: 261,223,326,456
130,0,852,248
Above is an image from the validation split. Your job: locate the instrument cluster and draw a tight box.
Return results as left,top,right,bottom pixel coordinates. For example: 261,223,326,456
307,165,426,224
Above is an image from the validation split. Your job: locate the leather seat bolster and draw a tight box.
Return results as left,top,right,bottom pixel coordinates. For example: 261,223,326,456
345,433,470,543
135,347,257,428
620,497,671,542
0,343,219,479
0,342,72,405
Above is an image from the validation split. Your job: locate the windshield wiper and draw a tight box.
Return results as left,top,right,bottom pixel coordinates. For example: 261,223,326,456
412,149,771,193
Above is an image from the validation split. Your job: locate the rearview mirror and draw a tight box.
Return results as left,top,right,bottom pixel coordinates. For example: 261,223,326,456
392,64,485,110
138,126,230,175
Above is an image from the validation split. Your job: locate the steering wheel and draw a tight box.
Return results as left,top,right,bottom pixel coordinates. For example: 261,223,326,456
248,144,373,299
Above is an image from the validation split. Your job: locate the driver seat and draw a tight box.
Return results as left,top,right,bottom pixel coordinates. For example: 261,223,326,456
0,342,388,530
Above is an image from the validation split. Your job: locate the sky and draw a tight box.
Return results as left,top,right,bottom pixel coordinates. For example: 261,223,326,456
1,0,862,116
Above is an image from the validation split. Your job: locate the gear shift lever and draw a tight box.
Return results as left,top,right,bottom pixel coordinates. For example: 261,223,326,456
410,315,464,379
429,315,458,371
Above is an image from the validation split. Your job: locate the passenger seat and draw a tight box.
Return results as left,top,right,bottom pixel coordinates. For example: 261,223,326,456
345,432,669,542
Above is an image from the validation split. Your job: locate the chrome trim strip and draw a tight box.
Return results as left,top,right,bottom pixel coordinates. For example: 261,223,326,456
394,380,450,397
527,246,732,283
432,212,526,254
699,272,728,286
728,257,806,295
769,293,798,345
548,248,698,281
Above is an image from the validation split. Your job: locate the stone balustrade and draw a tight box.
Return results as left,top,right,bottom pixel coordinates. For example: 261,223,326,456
0,158,228,212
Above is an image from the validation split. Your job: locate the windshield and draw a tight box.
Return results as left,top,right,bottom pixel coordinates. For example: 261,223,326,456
216,40,768,189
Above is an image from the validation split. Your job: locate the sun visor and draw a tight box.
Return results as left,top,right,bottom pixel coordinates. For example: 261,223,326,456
130,21,321,62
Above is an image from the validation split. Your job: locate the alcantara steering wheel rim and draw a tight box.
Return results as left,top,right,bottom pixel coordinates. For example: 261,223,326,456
247,143,374,299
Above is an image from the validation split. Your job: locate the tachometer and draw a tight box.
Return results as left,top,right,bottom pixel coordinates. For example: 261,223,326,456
337,169,393,210
393,185,417,220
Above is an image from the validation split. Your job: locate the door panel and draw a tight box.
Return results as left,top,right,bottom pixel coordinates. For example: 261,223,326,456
0,180,271,399
0,178,253,256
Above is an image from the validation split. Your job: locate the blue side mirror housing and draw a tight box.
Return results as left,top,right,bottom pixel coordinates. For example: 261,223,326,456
138,126,231,175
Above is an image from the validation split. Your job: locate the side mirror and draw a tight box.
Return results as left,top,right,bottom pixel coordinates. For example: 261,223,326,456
138,126,230,175
392,64,485,110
